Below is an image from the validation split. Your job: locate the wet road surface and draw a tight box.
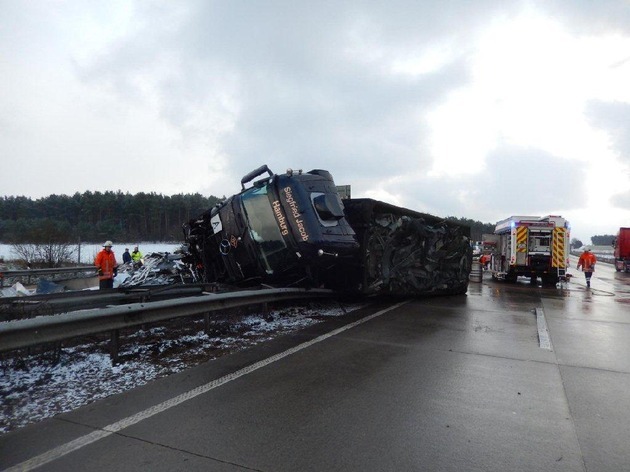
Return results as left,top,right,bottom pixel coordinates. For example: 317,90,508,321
2,262,629,471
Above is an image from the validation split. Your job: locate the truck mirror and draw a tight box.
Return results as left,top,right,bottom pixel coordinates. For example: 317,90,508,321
241,165,273,190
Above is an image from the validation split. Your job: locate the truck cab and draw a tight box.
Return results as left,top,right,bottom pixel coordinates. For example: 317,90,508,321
183,166,359,287
613,227,630,272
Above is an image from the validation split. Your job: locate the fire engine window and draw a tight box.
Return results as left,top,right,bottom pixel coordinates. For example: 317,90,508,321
241,185,288,274
529,233,551,252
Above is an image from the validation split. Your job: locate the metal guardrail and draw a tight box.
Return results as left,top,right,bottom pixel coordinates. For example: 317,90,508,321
0,288,334,353
569,251,614,264
0,285,211,321
0,266,96,287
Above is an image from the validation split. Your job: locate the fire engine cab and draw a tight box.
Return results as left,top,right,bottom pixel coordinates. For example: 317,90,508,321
487,215,570,285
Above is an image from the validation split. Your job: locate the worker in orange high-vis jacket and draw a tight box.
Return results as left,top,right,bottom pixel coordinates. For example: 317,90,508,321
577,247,597,288
94,240,117,289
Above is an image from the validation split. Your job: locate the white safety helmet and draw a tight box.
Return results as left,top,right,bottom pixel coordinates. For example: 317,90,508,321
584,246,591,251
103,240,113,247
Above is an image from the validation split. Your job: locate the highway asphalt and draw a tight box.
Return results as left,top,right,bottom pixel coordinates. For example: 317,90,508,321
2,260,629,471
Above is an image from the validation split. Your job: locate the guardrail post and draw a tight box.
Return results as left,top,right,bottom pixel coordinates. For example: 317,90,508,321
111,329,120,365
204,313,211,335
53,341,62,364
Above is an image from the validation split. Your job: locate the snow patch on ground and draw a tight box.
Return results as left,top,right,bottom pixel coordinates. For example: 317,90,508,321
0,301,364,435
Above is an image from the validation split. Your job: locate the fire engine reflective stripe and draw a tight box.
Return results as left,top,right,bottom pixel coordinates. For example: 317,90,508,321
552,227,566,268
516,226,528,252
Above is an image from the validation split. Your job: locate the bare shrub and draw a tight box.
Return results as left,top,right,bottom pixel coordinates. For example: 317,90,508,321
11,243,75,268
8,218,76,268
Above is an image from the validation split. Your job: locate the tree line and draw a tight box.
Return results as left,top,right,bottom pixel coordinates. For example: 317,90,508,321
2,191,614,248
444,216,495,242
590,234,615,246
0,191,221,244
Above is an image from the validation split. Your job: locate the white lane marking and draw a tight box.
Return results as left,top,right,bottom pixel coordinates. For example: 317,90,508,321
535,307,553,351
6,300,410,472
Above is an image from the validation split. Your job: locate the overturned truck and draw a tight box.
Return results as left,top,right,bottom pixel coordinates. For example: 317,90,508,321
183,165,472,296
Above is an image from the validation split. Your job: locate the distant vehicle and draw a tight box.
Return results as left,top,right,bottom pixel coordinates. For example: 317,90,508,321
183,165,472,296
487,215,570,285
480,236,497,255
612,227,630,272
471,244,482,257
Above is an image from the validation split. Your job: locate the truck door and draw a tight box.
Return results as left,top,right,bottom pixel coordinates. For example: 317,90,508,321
528,229,552,272
528,231,552,254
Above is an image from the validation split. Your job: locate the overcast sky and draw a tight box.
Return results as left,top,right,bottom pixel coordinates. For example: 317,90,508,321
2,1,630,243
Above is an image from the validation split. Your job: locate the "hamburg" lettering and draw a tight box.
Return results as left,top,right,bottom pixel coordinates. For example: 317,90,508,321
272,200,289,236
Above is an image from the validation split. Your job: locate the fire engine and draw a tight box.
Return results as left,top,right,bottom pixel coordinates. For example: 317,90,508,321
486,215,570,285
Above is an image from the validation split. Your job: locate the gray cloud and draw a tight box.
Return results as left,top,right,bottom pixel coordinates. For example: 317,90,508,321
542,0,630,35
586,100,630,161
612,191,630,208
1,0,629,241
75,0,487,186
392,145,587,223
585,100,630,210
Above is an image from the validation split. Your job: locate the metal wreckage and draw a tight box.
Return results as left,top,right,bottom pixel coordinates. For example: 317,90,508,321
177,165,473,297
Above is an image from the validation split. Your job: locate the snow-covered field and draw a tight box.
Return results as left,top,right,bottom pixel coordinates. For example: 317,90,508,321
0,300,364,436
0,242,183,265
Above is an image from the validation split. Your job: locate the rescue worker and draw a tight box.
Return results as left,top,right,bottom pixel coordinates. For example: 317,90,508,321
94,241,117,289
122,248,132,264
131,245,143,265
577,247,597,288
479,253,490,270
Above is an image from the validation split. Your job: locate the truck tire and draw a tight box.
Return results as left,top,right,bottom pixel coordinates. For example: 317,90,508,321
505,272,517,283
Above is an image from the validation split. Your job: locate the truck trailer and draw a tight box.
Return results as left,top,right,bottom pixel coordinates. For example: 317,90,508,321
183,165,472,296
613,227,630,272
488,215,570,285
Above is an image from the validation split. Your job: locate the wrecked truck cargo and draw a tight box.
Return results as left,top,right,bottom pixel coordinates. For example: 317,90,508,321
183,165,472,296
339,198,472,296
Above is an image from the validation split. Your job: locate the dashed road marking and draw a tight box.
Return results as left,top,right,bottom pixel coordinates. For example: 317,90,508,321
535,307,553,351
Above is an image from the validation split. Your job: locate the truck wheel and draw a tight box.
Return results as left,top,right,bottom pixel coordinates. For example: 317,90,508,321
505,273,517,283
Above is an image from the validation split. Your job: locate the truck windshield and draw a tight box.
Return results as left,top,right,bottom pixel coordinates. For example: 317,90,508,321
241,185,288,274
